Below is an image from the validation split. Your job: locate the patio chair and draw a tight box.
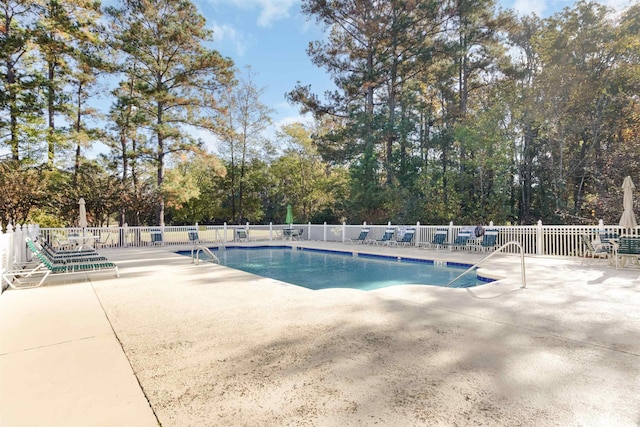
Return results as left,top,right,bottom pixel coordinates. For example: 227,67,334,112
345,227,370,244
580,234,609,264
292,228,304,240
474,229,499,251
391,228,415,247
94,231,113,249
371,228,396,246
282,227,304,240
188,227,200,244
236,228,249,242
443,230,472,251
149,228,163,245
420,228,448,250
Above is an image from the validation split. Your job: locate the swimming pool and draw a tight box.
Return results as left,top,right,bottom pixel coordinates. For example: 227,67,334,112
181,246,489,290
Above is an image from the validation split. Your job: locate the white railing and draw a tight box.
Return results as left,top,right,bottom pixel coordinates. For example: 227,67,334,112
2,220,637,292
1,224,40,292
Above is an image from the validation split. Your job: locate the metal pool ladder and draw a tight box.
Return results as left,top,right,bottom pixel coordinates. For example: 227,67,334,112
191,245,220,265
446,241,527,288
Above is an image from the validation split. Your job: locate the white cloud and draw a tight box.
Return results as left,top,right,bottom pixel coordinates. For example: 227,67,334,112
512,0,548,17
603,0,634,14
208,0,299,27
211,22,248,56
273,114,312,130
255,0,298,27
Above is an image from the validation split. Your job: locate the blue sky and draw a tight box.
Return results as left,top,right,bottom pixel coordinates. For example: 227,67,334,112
192,0,631,150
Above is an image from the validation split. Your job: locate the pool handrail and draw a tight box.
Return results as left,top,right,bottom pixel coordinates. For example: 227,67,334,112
191,245,220,265
446,241,527,289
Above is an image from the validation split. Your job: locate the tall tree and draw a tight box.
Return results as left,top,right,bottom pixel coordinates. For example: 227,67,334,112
106,0,234,225
0,0,42,163
218,67,273,224
288,0,387,198
33,0,103,167
106,65,150,226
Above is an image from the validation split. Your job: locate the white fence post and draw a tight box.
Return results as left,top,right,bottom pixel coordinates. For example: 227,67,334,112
449,221,454,243
537,220,544,255
269,222,273,241
123,223,129,248
415,221,421,246
323,222,327,242
5,224,14,272
1,226,9,292
342,222,346,243
223,222,227,244
15,224,26,264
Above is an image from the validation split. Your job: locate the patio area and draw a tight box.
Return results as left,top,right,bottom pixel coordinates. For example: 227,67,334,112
1,242,639,426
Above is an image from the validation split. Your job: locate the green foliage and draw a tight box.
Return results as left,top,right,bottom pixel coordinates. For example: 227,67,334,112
2,0,640,227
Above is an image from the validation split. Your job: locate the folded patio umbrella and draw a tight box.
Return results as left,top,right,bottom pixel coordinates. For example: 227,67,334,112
78,198,88,228
619,176,637,229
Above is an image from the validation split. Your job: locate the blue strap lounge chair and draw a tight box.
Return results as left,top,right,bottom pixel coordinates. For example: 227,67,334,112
475,229,499,251
149,228,163,245
372,228,396,245
236,228,249,242
444,230,472,251
345,227,370,244
420,228,448,249
188,228,200,244
391,228,415,247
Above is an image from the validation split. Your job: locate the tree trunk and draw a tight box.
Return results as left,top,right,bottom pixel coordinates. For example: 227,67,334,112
47,61,56,167
156,101,165,226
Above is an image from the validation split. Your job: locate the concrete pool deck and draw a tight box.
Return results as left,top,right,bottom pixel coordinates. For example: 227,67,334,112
1,242,639,426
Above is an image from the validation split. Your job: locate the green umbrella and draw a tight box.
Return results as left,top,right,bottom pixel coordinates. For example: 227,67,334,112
285,204,293,225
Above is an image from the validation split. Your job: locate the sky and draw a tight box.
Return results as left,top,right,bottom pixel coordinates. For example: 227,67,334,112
188,0,632,153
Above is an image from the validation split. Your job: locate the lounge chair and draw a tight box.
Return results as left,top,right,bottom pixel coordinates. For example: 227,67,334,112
420,228,448,249
391,228,415,247
236,228,249,242
40,239,99,256
94,231,113,248
34,240,107,263
371,228,396,245
188,228,200,244
150,228,163,245
474,229,499,251
580,234,609,264
443,230,472,251
345,228,370,244
2,237,119,289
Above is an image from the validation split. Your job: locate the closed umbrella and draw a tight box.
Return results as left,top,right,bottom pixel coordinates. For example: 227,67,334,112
78,198,88,248
285,204,293,226
78,198,88,228
619,176,637,229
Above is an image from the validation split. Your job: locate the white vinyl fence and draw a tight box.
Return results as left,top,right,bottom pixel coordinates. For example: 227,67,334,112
1,224,40,292
2,220,637,292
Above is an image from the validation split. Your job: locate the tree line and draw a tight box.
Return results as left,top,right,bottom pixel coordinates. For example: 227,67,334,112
1,0,639,228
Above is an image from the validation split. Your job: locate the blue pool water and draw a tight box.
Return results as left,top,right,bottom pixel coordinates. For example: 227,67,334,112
181,247,487,290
